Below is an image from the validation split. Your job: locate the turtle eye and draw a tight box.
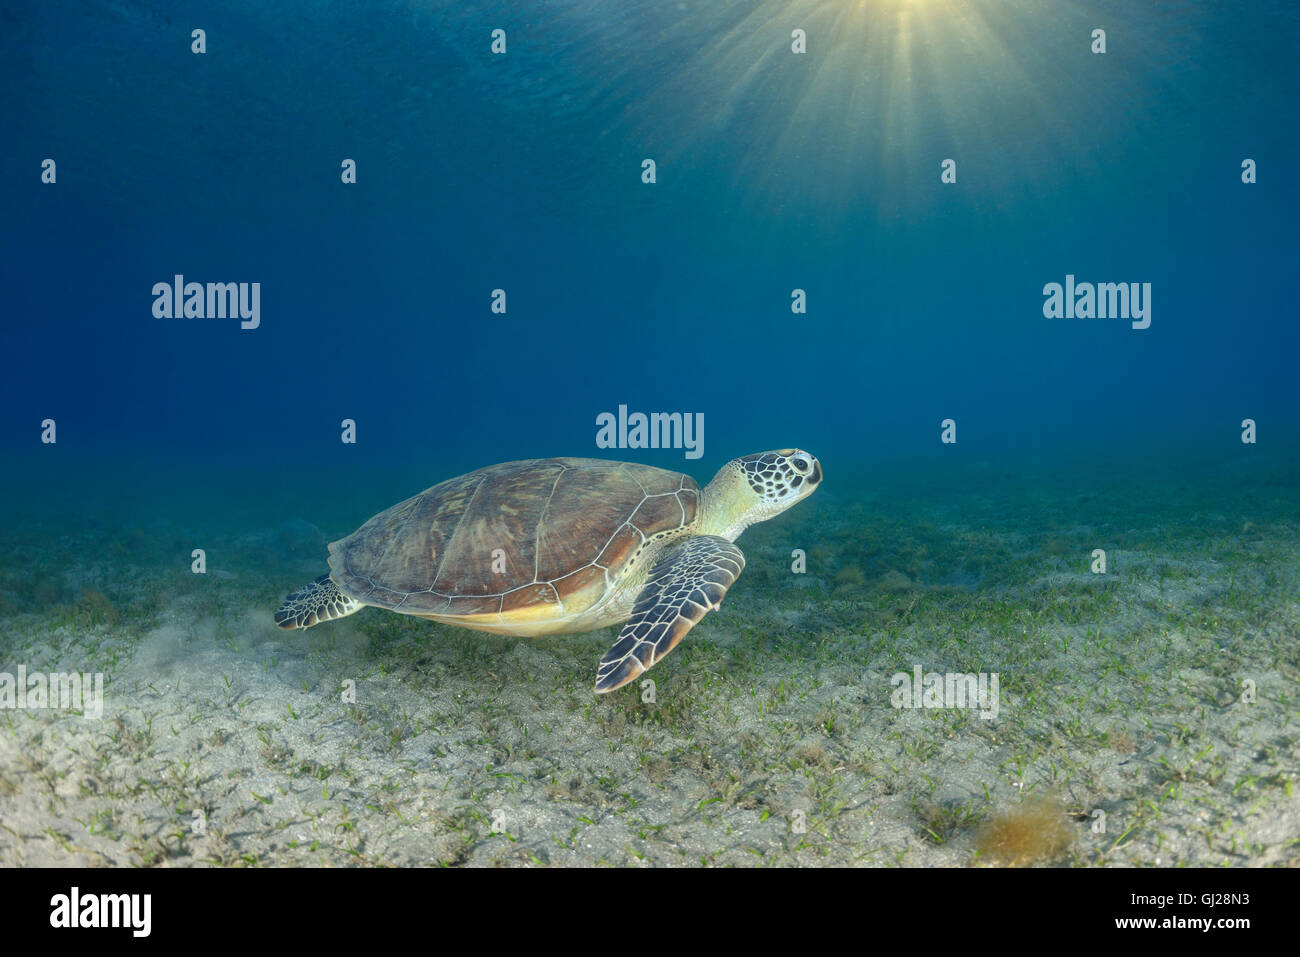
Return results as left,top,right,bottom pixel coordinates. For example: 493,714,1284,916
792,457,809,473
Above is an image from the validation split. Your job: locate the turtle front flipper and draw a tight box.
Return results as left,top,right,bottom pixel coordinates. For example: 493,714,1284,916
595,535,745,693
275,574,363,629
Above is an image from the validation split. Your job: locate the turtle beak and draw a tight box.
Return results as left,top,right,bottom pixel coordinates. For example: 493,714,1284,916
809,459,822,486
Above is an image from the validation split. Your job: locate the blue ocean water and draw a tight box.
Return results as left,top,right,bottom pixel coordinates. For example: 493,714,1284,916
3,0,1296,499
1,0,1298,869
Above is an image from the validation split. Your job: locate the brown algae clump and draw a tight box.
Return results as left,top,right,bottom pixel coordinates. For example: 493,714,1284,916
975,794,1073,866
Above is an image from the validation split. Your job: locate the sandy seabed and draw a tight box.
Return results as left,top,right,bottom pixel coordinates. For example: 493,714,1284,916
1,459,1297,867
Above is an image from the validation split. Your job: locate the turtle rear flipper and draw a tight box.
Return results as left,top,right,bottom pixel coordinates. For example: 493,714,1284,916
275,574,363,629
595,536,745,692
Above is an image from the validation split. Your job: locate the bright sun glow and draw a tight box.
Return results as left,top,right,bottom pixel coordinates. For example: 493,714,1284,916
597,0,1120,221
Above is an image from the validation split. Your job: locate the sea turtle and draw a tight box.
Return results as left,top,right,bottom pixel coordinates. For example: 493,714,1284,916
275,450,821,691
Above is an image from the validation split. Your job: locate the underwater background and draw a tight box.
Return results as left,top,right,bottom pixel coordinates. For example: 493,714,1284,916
1,0,1297,867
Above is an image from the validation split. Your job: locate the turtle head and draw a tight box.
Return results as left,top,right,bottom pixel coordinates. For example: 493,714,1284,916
705,449,822,540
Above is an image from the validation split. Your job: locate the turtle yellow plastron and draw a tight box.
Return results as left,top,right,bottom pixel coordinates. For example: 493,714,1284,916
275,450,822,692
